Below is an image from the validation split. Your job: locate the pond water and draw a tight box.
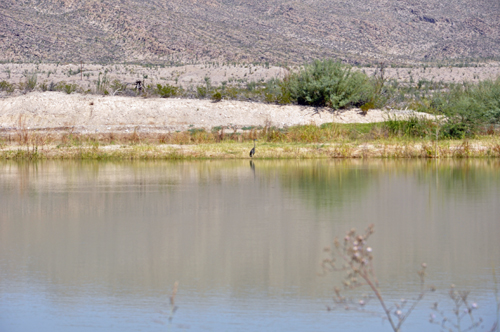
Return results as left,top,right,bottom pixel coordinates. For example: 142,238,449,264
0,160,499,332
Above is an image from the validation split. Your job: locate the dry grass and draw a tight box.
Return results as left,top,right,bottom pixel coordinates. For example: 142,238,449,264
1,123,500,160
1,136,500,161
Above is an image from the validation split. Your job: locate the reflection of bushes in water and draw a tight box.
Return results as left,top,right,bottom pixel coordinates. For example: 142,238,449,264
277,162,377,209
277,160,500,209
409,160,500,198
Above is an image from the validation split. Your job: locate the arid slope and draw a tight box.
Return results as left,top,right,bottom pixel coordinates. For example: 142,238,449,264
1,0,499,64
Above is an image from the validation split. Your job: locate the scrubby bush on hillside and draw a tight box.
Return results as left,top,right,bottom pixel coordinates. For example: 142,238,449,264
110,79,127,95
156,83,179,98
430,78,500,137
0,80,15,93
25,73,38,92
62,83,78,94
196,86,207,98
285,60,374,109
211,90,222,102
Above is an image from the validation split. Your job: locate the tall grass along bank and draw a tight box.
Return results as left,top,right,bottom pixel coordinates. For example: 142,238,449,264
1,129,500,160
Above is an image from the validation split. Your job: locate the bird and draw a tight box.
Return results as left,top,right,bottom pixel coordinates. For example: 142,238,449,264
249,139,256,158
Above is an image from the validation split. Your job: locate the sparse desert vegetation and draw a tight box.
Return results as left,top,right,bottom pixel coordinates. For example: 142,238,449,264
1,60,499,158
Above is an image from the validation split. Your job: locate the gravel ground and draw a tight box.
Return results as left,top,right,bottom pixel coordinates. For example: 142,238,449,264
0,92,438,134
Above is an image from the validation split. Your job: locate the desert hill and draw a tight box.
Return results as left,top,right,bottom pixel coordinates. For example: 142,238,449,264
1,0,499,64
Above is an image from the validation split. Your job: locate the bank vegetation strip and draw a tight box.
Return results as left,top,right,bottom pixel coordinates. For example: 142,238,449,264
2,139,500,160
1,118,500,160
2,59,500,160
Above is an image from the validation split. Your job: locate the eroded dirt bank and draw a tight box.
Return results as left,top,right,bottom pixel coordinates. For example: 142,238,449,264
0,92,436,134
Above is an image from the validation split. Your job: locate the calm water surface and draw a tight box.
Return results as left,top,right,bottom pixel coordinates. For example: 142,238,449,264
0,160,499,331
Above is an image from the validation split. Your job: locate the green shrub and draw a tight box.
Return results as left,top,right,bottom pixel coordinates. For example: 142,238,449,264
246,81,257,92
68,68,81,76
264,92,276,103
63,83,78,94
224,86,238,100
285,60,373,109
211,90,222,102
262,77,291,104
156,83,179,98
383,115,435,138
25,73,38,91
440,122,470,139
54,81,65,92
430,78,500,136
197,86,207,98
49,82,78,94
287,124,326,142
0,80,15,93
268,77,292,104
360,102,375,115
187,128,206,135
40,81,49,92
96,72,109,94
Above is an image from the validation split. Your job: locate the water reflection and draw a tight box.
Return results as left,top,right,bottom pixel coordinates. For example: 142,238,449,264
250,160,255,179
415,160,500,199
0,160,499,332
275,160,376,209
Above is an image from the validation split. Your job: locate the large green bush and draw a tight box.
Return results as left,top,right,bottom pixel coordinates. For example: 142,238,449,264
431,78,500,137
285,60,373,109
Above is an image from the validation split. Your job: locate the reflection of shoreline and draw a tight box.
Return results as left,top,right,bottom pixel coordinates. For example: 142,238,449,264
3,159,499,199
0,160,499,299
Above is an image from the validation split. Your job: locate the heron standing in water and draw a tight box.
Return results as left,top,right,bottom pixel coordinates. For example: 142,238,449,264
249,139,256,158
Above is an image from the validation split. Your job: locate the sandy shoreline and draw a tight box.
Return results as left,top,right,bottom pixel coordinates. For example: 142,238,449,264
0,92,437,134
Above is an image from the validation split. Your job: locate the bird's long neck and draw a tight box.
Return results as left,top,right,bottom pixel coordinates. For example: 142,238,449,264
254,140,256,148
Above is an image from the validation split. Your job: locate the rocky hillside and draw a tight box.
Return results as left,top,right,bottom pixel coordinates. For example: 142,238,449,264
1,0,499,64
